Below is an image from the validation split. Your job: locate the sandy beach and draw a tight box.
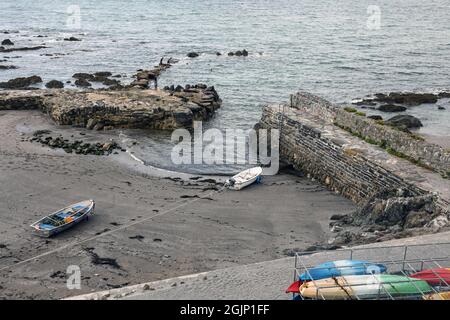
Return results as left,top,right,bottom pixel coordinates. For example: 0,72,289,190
0,110,355,299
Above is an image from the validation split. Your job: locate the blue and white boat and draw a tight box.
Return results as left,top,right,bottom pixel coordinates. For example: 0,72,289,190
30,200,95,237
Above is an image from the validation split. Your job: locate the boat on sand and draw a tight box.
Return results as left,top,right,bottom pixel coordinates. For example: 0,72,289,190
30,200,95,237
225,167,262,190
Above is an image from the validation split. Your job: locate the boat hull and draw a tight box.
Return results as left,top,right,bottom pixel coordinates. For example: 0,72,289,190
299,275,432,300
299,260,387,281
410,268,450,286
226,167,262,191
31,200,95,237
287,260,387,294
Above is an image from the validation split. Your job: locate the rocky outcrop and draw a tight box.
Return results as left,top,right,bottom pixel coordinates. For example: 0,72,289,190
30,130,121,155
1,39,14,46
187,52,199,58
130,60,173,89
377,92,438,106
45,80,64,89
329,189,448,245
0,91,44,110
74,78,92,87
385,114,423,130
367,115,383,121
72,72,121,88
0,45,46,53
0,87,221,130
64,36,81,41
353,92,443,108
378,104,407,112
0,75,42,89
0,65,17,70
228,49,249,57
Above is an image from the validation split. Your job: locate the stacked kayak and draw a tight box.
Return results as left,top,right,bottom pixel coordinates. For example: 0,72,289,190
286,260,387,294
286,260,450,300
299,260,387,281
423,291,450,300
410,268,450,286
299,274,432,300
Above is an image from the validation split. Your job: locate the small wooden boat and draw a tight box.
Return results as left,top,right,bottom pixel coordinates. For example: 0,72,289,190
30,200,95,237
299,275,432,300
410,268,450,286
286,260,387,293
225,167,262,190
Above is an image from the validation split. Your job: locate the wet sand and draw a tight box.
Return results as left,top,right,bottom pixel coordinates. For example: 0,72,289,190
0,110,355,299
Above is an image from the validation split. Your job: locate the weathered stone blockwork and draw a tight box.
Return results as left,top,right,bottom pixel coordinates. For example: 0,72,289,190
259,105,426,204
290,92,450,176
258,93,449,217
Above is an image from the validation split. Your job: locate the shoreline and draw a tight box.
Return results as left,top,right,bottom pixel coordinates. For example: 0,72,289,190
0,110,355,299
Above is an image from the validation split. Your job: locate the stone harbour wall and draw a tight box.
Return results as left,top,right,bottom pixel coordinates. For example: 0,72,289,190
289,92,450,177
259,105,427,204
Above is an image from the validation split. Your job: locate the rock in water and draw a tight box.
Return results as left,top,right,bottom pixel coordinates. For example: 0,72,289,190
94,71,112,78
187,52,199,58
45,80,64,89
75,78,92,87
73,73,95,81
64,36,81,41
0,75,42,89
378,104,407,112
374,92,438,106
1,39,14,46
367,115,383,120
385,114,423,129
438,92,450,98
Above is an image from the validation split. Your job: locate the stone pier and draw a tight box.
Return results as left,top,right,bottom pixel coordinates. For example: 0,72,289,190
258,92,450,217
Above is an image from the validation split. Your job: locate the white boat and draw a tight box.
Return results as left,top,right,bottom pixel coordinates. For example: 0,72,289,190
30,200,95,237
225,167,263,190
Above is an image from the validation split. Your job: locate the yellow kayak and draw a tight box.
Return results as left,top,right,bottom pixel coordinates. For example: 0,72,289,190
423,292,450,300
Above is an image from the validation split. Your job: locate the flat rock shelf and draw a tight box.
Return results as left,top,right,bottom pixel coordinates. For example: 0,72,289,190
0,86,221,130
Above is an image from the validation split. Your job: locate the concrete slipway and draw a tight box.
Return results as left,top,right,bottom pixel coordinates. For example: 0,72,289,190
67,231,450,300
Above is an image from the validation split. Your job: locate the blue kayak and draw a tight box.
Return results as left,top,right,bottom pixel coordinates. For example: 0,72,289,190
299,260,387,281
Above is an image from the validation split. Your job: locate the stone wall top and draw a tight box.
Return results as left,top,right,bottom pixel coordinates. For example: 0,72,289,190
288,91,450,177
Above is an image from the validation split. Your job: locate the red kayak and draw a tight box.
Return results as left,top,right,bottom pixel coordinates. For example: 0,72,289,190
410,268,450,286
286,280,303,293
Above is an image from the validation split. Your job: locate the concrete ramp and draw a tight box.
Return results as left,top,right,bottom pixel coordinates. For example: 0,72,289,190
66,231,450,300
